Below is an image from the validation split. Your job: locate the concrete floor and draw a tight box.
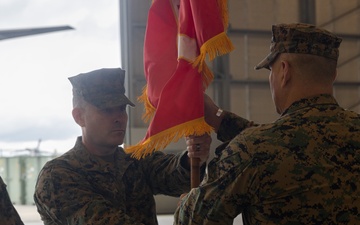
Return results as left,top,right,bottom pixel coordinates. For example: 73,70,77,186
15,205,244,225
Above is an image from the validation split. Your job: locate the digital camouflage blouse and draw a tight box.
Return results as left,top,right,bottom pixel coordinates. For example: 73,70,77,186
0,176,24,225
34,137,203,225
175,94,360,225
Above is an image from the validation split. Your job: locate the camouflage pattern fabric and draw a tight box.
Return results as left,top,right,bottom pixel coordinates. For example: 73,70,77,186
68,68,135,109
255,23,342,70
0,176,24,225
175,94,360,224
217,111,253,143
34,137,202,225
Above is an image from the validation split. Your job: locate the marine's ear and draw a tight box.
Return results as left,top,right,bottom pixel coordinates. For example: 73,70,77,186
280,60,291,88
72,107,85,127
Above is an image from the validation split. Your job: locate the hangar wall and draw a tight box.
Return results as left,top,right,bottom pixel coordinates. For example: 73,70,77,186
119,0,360,214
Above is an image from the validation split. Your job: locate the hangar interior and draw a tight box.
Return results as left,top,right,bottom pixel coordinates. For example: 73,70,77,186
119,0,360,215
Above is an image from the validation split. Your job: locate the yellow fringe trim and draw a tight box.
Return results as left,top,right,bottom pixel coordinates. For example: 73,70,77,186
193,32,234,74
125,118,213,159
192,0,233,79
218,0,229,30
201,64,214,88
137,85,156,123
131,0,232,158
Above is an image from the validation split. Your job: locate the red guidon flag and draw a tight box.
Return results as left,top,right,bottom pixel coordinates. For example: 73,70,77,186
125,0,234,159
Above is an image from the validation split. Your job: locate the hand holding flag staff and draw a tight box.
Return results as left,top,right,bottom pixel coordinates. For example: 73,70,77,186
125,0,234,188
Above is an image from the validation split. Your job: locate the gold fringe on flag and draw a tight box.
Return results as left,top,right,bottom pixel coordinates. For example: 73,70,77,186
193,0,233,87
193,32,235,77
218,0,229,30
137,85,156,123
125,118,213,159
126,0,234,159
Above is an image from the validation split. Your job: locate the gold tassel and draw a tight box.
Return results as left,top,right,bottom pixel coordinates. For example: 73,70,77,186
200,64,214,88
193,32,234,89
125,118,213,159
193,32,234,71
129,0,233,159
137,85,156,123
193,0,233,87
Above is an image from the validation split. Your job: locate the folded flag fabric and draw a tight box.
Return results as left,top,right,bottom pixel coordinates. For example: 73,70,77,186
125,0,234,159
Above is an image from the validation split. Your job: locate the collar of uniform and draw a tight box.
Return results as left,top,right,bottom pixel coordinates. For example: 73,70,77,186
72,137,135,174
281,94,339,116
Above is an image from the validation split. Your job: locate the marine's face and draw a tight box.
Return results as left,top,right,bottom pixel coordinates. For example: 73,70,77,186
82,103,128,150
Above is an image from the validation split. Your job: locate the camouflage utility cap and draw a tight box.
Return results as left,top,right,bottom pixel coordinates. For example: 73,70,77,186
255,23,342,70
68,68,135,109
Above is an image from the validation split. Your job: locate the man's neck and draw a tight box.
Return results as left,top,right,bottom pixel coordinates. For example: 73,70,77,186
97,153,115,163
82,138,117,158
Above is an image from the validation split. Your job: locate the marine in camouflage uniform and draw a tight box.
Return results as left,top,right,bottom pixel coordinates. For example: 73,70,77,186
0,176,24,225
34,68,210,225
175,23,360,224
35,137,201,225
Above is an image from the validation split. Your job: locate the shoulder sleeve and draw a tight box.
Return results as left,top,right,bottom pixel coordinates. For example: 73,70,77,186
174,134,256,225
34,161,144,225
0,176,24,225
140,151,193,196
217,111,253,142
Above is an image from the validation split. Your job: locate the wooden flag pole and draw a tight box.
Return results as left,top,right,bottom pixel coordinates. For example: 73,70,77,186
190,157,201,188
